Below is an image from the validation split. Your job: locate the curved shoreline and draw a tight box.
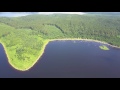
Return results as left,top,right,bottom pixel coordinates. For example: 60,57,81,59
49,38,120,49
23,40,50,71
0,40,50,71
0,42,20,70
0,38,120,71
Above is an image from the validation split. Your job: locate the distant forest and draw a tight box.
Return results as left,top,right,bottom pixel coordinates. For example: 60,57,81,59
0,14,120,46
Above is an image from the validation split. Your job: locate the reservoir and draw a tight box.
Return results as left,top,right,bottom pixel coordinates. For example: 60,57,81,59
0,40,120,78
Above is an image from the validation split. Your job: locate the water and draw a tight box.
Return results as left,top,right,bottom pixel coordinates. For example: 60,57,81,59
0,40,120,78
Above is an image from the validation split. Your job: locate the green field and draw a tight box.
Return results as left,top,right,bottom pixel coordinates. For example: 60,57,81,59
117,35,120,38
0,14,120,71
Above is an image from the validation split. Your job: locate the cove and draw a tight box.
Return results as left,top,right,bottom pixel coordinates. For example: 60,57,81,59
0,40,120,78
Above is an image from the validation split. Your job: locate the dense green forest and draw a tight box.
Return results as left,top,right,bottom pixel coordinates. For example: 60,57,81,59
0,14,120,71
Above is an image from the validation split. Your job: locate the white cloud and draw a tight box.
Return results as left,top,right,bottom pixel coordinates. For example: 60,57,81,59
9,13,30,17
0,12,86,17
0,12,31,17
38,12,86,15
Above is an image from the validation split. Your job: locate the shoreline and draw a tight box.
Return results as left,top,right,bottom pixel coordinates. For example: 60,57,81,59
49,38,120,49
0,40,50,71
0,38,120,71
23,39,50,71
0,42,21,71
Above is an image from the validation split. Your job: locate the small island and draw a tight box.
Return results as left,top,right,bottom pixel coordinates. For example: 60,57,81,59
99,45,109,50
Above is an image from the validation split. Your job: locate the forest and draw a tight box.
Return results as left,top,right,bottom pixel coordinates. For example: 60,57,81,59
0,14,120,71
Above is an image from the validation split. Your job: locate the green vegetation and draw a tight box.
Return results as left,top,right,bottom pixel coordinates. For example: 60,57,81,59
0,14,120,71
117,35,120,38
99,45,109,50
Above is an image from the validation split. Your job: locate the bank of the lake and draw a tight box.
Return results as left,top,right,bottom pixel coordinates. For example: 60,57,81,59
49,38,120,49
1,38,120,71
0,40,50,71
23,39,50,71
0,41,19,71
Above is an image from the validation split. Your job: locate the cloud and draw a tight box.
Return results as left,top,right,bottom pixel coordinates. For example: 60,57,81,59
0,12,39,17
0,12,86,17
0,12,30,17
38,12,86,15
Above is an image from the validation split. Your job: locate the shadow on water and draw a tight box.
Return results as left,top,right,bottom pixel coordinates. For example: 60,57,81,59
0,41,120,78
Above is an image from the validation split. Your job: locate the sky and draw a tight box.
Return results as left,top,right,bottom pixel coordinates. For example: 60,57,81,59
0,12,86,17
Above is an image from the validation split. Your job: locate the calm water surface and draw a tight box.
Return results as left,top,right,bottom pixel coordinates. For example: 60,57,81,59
0,40,120,78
